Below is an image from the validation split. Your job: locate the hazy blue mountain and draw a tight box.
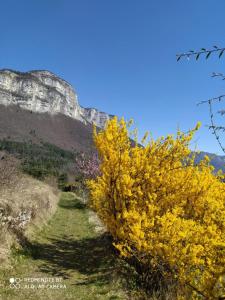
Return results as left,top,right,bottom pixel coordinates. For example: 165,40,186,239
195,151,225,172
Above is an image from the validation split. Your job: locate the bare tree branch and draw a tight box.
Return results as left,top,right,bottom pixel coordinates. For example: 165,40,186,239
177,44,225,153
211,72,225,80
176,46,225,61
197,94,225,106
208,100,225,154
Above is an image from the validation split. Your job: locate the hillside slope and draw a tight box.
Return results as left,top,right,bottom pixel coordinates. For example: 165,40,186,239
0,104,94,153
0,163,59,263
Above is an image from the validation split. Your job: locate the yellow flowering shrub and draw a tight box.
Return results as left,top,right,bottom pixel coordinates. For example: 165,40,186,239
87,117,225,299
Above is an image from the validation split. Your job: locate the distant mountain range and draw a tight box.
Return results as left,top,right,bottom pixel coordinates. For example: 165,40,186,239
195,151,225,172
0,69,224,173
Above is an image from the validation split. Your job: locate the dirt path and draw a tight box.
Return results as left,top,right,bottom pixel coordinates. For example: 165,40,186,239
0,193,129,300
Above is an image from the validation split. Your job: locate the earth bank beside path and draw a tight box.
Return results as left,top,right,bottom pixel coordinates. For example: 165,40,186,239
0,193,134,300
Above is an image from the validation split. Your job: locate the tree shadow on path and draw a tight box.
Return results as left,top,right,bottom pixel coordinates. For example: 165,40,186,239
19,217,120,287
58,196,86,210
17,194,125,289
30,234,117,286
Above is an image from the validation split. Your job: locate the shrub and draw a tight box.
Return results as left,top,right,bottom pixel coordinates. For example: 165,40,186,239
87,117,225,299
58,173,69,190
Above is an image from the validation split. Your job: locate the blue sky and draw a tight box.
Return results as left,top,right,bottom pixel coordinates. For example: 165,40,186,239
1,0,225,154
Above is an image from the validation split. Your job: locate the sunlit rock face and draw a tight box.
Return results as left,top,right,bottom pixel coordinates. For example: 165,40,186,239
0,69,112,128
80,106,113,129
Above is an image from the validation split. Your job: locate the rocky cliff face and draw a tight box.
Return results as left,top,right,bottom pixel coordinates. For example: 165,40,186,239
0,69,112,128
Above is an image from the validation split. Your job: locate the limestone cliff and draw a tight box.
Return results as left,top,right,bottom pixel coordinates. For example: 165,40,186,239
0,69,112,128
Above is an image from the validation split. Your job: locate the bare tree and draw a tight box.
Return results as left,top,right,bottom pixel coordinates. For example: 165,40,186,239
177,45,225,154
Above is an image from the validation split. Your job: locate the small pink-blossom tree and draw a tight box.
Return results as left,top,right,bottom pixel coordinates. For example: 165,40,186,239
76,152,100,179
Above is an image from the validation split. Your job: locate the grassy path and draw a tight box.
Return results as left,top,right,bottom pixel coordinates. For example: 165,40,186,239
0,193,130,300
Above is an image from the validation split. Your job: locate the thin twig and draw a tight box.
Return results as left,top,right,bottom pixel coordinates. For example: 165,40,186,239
197,95,225,106
186,281,208,299
211,72,225,80
208,100,225,154
176,46,225,61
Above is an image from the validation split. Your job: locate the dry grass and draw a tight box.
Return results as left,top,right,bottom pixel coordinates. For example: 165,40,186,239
0,153,59,263
0,151,19,188
0,193,131,300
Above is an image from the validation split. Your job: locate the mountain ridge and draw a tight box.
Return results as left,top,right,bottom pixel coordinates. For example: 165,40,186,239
195,151,225,172
0,69,225,172
0,69,112,128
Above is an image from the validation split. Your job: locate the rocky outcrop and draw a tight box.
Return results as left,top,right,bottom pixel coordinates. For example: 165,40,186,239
0,69,112,128
80,107,114,129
